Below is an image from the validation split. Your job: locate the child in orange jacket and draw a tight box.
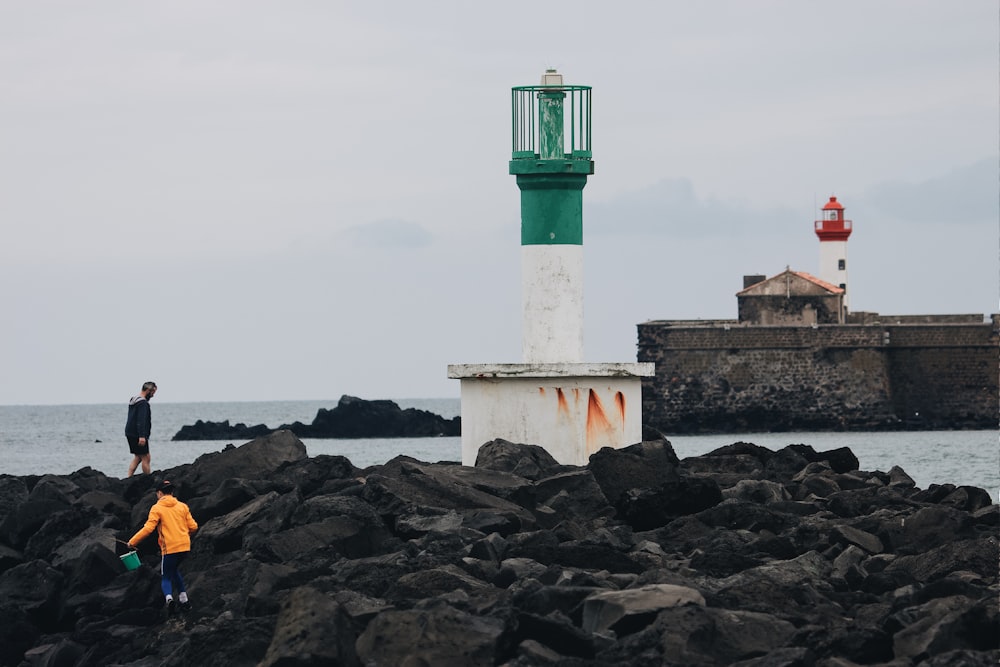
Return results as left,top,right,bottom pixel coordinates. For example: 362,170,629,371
128,480,198,616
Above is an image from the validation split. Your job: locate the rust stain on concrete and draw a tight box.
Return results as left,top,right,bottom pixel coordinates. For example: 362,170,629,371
556,387,569,416
615,391,626,425
586,389,614,455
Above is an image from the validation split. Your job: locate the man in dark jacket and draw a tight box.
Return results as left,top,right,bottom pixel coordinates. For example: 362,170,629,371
125,381,157,476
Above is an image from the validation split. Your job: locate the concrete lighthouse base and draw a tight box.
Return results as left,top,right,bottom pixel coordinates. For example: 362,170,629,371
447,362,655,466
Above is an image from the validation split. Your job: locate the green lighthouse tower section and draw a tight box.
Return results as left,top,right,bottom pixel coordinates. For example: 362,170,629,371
515,174,587,245
509,72,593,246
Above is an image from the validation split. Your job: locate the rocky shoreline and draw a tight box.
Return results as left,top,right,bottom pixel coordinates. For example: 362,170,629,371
0,431,996,666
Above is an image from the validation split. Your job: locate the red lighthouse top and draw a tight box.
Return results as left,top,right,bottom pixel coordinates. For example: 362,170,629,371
815,196,853,241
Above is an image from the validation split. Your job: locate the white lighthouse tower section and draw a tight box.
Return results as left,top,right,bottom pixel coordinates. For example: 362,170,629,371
819,240,849,310
522,245,584,363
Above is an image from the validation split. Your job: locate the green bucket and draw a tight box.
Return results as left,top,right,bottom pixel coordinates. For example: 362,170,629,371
120,550,141,571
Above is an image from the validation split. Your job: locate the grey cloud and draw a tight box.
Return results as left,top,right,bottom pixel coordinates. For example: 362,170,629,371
861,157,997,225
342,219,434,249
587,178,800,238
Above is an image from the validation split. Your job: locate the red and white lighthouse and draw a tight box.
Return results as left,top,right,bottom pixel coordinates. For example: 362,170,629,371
814,196,853,311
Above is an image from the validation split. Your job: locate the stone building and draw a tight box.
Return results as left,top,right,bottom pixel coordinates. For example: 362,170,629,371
738,270,845,325
638,270,999,433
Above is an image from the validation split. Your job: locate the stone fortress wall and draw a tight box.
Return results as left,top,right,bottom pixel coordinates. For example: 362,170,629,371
638,313,999,433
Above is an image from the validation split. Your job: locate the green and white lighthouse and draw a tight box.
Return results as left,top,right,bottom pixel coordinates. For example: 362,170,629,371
512,69,593,363
449,69,654,466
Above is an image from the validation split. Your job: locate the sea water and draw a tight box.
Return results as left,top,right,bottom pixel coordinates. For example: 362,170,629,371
0,399,996,498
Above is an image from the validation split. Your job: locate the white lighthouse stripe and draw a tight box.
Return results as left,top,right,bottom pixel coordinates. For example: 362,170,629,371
819,241,849,310
522,245,584,363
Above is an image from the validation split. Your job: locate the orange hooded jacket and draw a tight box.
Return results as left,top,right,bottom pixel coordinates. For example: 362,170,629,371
129,494,198,555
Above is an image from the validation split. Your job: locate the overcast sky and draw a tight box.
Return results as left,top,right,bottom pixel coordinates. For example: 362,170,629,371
1,2,997,406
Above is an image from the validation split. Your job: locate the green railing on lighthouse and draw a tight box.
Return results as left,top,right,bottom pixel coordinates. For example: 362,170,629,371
511,70,592,162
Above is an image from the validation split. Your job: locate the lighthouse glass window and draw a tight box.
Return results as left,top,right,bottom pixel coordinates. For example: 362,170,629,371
825,210,838,221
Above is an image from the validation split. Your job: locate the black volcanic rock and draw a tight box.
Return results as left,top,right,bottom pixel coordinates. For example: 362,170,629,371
172,395,461,440
0,432,996,666
474,438,568,481
285,395,461,438
588,439,682,508
172,419,271,441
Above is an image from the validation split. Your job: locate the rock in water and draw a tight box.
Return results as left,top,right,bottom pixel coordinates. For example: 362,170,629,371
172,394,461,440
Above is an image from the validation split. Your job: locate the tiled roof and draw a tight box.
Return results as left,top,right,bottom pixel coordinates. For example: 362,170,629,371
790,270,844,294
736,269,844,295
